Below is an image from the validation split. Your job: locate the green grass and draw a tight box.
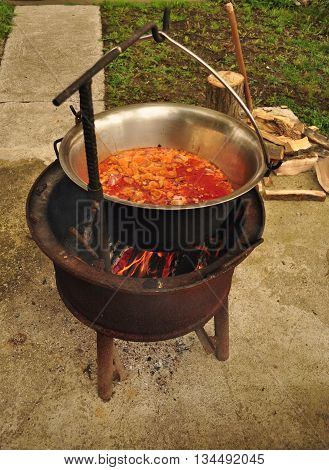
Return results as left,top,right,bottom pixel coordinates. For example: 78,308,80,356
0,0,14,43
101,0,329,134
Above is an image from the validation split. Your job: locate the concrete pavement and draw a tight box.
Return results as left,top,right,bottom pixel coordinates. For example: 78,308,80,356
0,5,104,163
0,5,328,450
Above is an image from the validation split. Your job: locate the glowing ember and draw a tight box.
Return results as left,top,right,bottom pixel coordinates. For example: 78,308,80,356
110,244,220,279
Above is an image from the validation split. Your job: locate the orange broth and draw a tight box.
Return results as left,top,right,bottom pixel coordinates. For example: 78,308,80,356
99,147,233,205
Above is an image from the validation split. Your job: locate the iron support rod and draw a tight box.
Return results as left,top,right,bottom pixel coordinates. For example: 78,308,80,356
79,81,102,196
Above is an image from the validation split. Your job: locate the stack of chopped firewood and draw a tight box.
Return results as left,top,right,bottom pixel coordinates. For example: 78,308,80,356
245,106,329,201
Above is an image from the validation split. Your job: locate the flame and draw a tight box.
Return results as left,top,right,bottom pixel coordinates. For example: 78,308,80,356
115,251,152,277
113,249,176,278
161,252,176,278
112,244,220,278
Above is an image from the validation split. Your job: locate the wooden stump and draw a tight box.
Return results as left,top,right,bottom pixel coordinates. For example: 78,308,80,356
206,70,245,120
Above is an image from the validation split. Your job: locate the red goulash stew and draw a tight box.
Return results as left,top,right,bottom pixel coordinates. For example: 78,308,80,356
99,147,233,206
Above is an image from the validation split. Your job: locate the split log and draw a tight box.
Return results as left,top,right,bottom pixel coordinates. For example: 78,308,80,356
206,70,245,119
304,127,329,150
265,141,285,160
260,131,312,154
244,106,311,154
284,137,313,154
257,106,300,122
315,147,329,159
263,189,326,201
287,149,319,160
253,108,304,135
315,159,329,193
274,156,318,176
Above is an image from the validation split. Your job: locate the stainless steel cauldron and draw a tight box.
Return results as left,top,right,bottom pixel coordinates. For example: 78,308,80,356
58,103,266,210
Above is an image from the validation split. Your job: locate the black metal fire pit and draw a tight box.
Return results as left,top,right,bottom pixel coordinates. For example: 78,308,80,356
26,161,264,399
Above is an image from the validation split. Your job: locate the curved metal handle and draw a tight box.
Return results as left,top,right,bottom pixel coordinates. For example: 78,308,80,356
53,138,63,159
159,32,272,171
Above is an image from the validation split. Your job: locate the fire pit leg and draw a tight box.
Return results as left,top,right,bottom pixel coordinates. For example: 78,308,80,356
214,297,229,361
97,332,114,401
113,346,128,382
195,327,215,354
